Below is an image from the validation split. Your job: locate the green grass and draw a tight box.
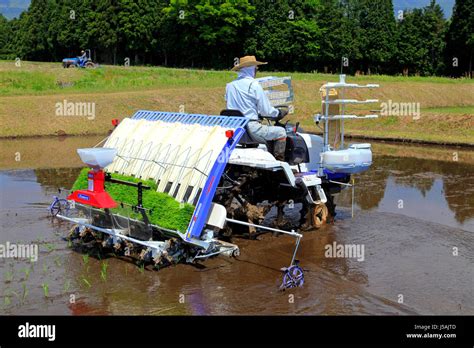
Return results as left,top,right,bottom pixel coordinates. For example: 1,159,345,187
423,106,474,114
1,61,472,144
71,168,194,232
0,61,232,96
1,60,472,97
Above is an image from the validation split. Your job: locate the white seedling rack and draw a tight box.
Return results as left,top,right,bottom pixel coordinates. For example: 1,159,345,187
317,74,380,151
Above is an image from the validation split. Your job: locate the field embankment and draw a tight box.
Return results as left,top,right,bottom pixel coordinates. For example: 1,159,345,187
1,61,473,145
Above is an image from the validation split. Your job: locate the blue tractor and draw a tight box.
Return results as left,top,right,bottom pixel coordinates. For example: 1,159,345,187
62,49,96,68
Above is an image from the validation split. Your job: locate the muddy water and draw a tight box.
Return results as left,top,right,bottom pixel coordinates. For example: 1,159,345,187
0,136,473,315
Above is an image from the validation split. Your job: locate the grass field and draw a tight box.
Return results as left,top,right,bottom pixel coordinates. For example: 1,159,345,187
1,60,473,145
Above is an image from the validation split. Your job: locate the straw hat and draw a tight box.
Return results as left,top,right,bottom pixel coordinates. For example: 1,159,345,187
232,55,267,71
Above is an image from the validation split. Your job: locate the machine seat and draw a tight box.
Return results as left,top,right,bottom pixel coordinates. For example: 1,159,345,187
220,109,260,148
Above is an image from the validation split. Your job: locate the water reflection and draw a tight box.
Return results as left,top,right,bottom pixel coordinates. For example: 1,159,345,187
26,147,474,231
1,146,473,314
34,168,82,196
339,155,474,230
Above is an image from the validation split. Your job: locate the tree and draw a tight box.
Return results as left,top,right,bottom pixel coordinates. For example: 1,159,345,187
162,0,255,68
445,0,474,77
420,0,446,75
397,8,424,75
245,0,321,72
0,14,14,59
316,0,363,74
355,0,397,74
13,0,57,61
117,0,162,65
87,0,119,64
396,1,446,76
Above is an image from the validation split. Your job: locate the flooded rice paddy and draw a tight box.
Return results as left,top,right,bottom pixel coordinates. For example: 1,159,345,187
0,136,473,315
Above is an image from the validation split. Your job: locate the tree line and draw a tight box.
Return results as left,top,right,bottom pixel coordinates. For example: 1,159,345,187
0,0,472,77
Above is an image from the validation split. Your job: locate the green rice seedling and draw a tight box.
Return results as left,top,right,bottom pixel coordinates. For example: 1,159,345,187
81,277,91,288
54,256,62,267
4,269,13,283
63,279,71,293
4,294,11,307
10,290,19,301
138,263,145,274
21,283,28,304
82,254,89,265
44,243,55,252
20,267,30,281
41,283,49,297
100,261,108,282
71,168,194,231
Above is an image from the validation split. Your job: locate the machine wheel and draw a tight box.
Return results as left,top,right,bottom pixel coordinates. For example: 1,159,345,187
311,203,328,229
85,62,95,68
280,264,304,290
300,202,328,231
49,198,70,216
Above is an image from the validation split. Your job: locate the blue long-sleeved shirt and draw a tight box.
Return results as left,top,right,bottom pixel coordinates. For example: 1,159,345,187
225,66,279,121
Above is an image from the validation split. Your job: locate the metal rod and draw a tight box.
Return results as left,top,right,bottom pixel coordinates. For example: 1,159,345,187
225,218,302,238
107,176,151,189
116,154,208,177
290,236,301,266
341,85,345,149
324,86,330,150
328,180,353,187
351,178,355,218
93,136,109,148
318,115,379,120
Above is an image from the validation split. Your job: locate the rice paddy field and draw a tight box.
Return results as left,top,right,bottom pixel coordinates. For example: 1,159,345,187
0,60,473,145
1,61,473,317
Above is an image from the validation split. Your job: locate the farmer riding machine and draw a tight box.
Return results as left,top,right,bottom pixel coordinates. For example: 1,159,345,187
62,49,96,68
51,74,379,289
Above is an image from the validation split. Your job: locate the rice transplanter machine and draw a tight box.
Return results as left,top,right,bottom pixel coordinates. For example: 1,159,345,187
52,74,379,289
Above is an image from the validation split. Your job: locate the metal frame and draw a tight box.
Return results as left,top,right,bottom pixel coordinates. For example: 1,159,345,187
131,110,249,129
321,75,379,151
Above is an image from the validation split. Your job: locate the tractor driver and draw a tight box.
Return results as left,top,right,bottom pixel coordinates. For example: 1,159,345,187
225,55,288,161
79,50,87,62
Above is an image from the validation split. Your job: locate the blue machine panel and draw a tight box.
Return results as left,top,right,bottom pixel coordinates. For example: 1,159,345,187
184,127,246,241
131,110,249,129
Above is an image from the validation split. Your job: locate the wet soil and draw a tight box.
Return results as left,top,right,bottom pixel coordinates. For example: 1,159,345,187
0,136,473,315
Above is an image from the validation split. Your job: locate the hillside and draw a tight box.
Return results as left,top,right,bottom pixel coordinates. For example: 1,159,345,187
0,61,473,145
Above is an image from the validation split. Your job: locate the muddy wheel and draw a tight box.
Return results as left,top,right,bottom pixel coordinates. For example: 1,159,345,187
280,264,304,290
311,203,328,229
85,62,95,68
49,198,70,216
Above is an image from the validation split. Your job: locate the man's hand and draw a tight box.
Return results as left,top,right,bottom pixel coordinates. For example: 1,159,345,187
277,107,288,120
